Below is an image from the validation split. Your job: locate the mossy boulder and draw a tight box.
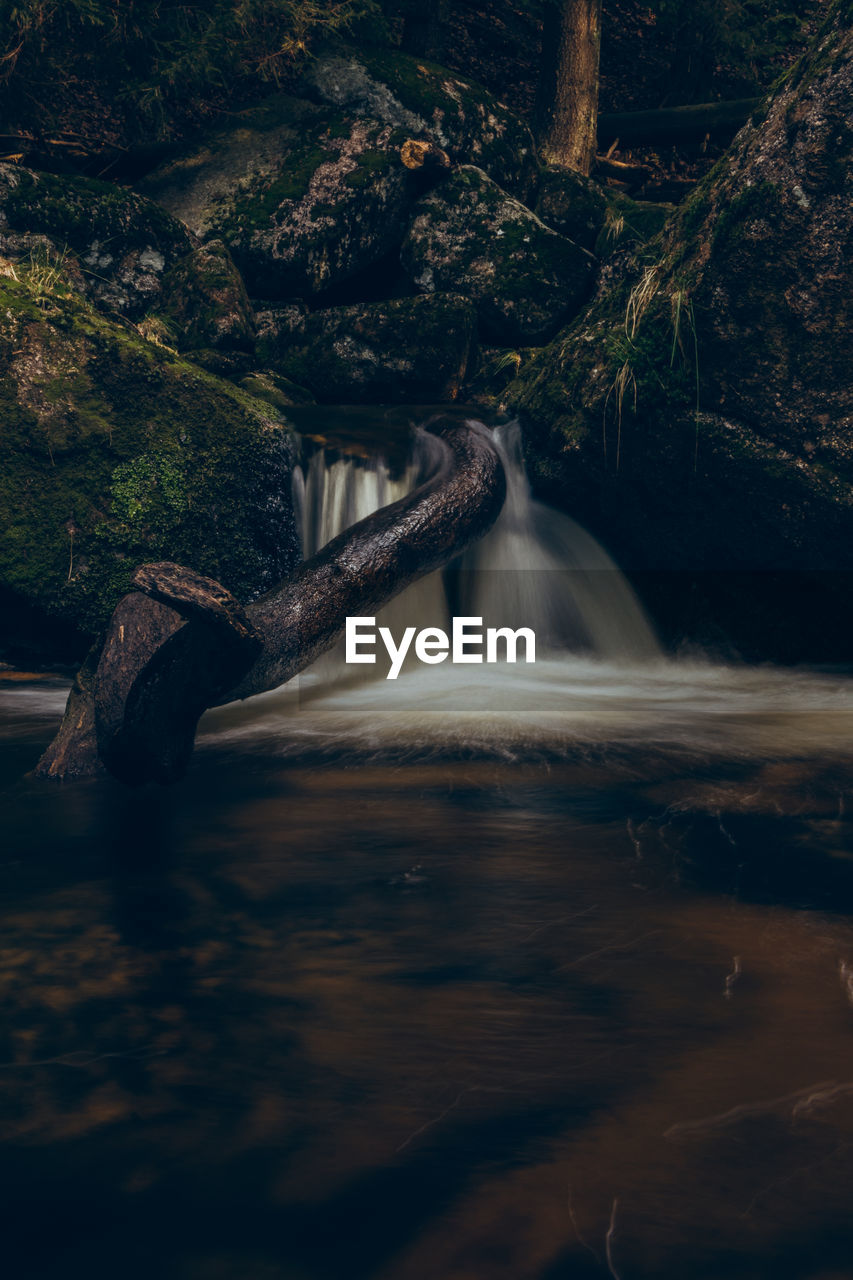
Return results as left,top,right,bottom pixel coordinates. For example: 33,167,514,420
239,370,316,410
462,346,539,409
255,294,475,403
303,46,537,199
137,95,415,300
158,240,255,352
534,166,608,251
0,265,299,659
665,57,853,452
0,164,194,319
507,1,853,658
400,166,594,345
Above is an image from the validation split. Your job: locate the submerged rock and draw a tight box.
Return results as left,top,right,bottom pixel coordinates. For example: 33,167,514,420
303,46,536,199
137,95,415,300
255,294,475,403
0,266,298,657
0,164,193,319
401,166,595,344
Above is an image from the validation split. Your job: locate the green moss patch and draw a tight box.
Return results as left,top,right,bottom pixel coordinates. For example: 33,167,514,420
0,273,298,654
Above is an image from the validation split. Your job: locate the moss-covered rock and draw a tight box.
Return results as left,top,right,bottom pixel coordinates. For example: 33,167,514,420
507,2,853,657
0,164,194,319
594,190,676,257
157,240,255,352
255,294,475,403
303,46,537,200
534,166,608,251
0,266,299,658
239,370,317,410
180,347,256,379
401,166,594,345
137,95,415,300
461,345,541,409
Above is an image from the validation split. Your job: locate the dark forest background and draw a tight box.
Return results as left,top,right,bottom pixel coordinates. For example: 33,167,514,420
0,0,821,167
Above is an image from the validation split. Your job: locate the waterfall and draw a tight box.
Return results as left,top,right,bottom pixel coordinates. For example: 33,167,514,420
294,419,659,677
196,418,853,764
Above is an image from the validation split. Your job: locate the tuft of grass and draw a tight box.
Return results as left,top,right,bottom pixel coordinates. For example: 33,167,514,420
600,265,703,471
625,264,661,340
23,243,74,312
604,358,638,470
492,350,523,376
670,287,702,468
134,314,179,354
602,209,626,245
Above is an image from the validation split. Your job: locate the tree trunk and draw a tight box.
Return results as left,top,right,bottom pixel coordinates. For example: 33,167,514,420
35,416,506,786
537,0,603,176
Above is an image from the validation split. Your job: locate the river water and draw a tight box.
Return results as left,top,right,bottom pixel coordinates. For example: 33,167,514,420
1,419,853,1279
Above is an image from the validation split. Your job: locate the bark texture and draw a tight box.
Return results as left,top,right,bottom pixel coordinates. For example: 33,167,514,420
35,416,506,785
538,0,603,176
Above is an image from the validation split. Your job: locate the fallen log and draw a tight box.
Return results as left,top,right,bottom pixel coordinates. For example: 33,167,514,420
598,98,761,146
594,155,652,185
35,415,506,785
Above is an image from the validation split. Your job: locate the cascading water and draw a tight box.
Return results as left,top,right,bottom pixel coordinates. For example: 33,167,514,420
455,422,660,661
295,419,659,672
196,419,853,766
295,426,451,670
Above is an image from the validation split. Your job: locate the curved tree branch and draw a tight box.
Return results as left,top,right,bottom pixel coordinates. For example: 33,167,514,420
35,415,506,785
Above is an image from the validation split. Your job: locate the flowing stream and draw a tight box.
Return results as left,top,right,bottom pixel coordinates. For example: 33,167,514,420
207,421,853,768
2,416,853,1279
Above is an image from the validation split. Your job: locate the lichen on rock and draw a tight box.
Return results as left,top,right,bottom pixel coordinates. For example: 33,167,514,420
254,294,476,403
0,164,194,319
401,166,595,345
303,45,537,199
158,240,256,353
137,96,416,300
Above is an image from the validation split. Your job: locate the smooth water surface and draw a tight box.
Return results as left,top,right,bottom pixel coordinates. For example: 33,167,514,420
2,420,853,1278
2,659,853,1280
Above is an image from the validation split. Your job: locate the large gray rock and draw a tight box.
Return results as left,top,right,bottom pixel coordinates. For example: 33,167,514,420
255,294,475,403
138,95,414,300
303,46,537,199
0,164,194,318
401,166,595,344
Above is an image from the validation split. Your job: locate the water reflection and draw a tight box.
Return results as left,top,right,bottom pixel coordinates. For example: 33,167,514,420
2,680,853,1278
